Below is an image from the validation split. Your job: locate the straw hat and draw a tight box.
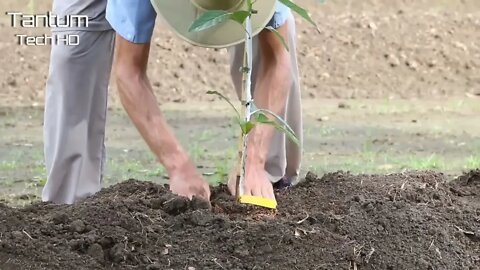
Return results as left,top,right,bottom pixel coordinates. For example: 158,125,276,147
150,0,277,48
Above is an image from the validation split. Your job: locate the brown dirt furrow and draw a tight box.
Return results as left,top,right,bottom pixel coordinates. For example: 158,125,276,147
0,170,479,269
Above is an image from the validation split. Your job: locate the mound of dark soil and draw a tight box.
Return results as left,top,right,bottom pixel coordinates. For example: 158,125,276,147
1,170,479,270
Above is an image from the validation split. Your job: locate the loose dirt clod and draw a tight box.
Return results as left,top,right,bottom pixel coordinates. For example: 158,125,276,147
0,170,479,270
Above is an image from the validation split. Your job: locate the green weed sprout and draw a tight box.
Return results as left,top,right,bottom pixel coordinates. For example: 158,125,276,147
189,0,319,199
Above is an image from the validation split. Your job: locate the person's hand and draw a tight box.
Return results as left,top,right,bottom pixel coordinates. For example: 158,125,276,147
228,165,275,200
243,166,275,199
227,161,241,197
169,161,211,202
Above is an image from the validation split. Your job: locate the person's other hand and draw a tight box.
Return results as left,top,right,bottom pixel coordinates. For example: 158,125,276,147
228,165,275,200
169,161,211,202
242,166,275,200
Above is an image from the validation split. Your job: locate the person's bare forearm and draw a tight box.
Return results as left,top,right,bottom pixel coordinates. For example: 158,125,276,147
112,36,210,201
116,73,190,173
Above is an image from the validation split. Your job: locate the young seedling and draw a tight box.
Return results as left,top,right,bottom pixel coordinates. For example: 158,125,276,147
189,0,319,207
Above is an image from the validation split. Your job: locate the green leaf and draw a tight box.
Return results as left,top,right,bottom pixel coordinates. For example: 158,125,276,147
206,91,241,121
253,110,300,146
278,0,320,33
265,26,289,52
230,11,251,25
189,10,231,32
240,120,256,135
247,0,254,11
254,112,271,123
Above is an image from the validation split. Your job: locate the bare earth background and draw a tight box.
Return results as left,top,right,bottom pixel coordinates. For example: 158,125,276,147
1,0,480,106
0,0,479,205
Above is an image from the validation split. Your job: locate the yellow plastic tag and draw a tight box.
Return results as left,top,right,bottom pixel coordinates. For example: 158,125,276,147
239,195,277,209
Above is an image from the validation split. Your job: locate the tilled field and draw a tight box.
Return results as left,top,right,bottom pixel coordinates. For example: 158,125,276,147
1,0,479,107
1,170,479,270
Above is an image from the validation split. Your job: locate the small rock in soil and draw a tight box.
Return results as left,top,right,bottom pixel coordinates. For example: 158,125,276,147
87,243,104,262
51,212,69,224
149,197,167,209
98,237,114,249
70,220,86,233
190,196,210,210
187,210,213,226
416,258,431,268
234,247,250,257
110,243,127,263
352,195,365,203
11,231,23,239
163,197,189,215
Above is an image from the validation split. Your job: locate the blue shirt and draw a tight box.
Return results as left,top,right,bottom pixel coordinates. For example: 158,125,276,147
269,1,291,29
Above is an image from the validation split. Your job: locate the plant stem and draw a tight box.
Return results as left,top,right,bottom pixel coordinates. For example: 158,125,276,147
236,12,254,198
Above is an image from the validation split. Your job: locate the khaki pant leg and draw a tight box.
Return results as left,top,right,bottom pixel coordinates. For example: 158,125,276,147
42,30,115,204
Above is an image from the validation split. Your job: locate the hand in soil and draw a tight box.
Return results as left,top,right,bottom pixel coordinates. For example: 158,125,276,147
227,164,240,196
245,167,276,199
169,163,211,202
228,166,275,200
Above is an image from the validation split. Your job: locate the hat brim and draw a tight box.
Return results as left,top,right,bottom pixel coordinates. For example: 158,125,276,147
150,0,277,48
